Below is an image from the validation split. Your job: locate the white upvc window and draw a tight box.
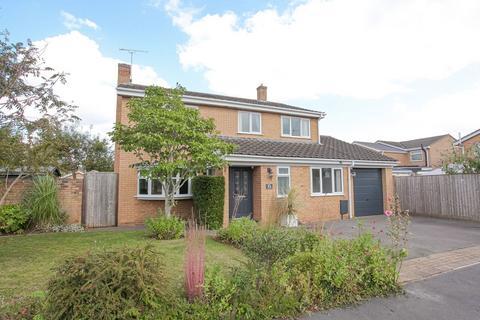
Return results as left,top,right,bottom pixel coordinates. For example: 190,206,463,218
238,111,262,134
410,150,423,161
310,167,343,196
277,166,291,197
281,116,310,138
137,173,192,198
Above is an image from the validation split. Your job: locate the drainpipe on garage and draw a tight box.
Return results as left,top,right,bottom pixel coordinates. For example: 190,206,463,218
348,161,355,219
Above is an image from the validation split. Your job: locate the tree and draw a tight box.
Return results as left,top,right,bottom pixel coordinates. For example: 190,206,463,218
0,30,77,205
42,126,114,178
110,85,234,217
443,148,480,174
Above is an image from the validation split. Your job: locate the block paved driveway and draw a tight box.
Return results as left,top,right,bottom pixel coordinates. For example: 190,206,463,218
302,216,480,320
322,215,480,259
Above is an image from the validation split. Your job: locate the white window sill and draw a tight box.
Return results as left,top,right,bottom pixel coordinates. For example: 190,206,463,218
281,134,311,139
238,131,263,135
310,193,344,197
136,195,193,200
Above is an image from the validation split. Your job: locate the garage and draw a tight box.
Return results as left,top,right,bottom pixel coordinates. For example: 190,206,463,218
353,168,384,216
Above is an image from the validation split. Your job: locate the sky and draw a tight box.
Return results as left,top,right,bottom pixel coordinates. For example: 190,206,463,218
2,0,480,142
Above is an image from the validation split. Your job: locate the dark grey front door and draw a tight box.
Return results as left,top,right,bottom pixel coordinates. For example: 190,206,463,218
353,168,384,216
229,167,253,218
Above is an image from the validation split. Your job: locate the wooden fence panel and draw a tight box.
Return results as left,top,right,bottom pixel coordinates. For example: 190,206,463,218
394,174,480,222
82,172,117,227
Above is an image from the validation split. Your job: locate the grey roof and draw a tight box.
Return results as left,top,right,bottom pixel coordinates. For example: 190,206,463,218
353,141,406,152
377,134,452,149
117,83,324,116
220,136,396,162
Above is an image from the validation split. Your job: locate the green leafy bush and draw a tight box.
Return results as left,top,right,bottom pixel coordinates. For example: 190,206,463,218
243,227,321,267
192,176,225,230
284,233,399,309
23,175,64,228
145,215,185,240
217,217,258,247
0,204,30,234
44,245,172,320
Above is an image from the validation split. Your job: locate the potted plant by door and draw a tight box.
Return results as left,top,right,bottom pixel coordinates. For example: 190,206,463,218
278,189,299,227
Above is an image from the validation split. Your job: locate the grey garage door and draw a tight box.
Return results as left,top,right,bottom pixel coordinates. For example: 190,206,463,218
353,168,384,216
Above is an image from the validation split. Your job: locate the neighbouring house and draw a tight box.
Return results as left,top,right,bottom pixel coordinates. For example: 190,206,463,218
114,63,397,226
353,134,455,174
454,128,480,154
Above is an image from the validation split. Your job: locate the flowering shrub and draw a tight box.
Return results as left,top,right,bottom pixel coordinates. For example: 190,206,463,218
385,194,410,278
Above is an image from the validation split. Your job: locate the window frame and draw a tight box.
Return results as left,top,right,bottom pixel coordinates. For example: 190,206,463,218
310,167,344,196
277,166,291,198
238,111,262,134
137,173,192,199
281,116,311,138
409,150,423,161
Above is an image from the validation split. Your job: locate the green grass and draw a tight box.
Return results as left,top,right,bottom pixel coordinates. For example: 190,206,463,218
0,230,244,303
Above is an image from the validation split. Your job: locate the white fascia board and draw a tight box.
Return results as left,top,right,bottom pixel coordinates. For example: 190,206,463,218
454,129,480,145
116,86,325,119
225,154,397,168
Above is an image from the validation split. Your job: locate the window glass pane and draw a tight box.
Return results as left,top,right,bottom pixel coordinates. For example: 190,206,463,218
301,119,309,137
139,178,148,195
179,179,189,194
322,168,333,194
251,113,260,133
410,151,422,161
239,112,250,132
278,167,289,175
282,117,290,135
291,117,301,136
334,169,342,193
151,179,163,195
312,169,321,193
278,176,290,196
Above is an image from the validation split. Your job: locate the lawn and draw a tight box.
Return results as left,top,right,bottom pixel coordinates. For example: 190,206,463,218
0,229,244,303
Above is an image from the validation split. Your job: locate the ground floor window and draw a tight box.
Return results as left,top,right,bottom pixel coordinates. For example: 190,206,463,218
277,166,291,197
311,167,343,196
138,174,192,198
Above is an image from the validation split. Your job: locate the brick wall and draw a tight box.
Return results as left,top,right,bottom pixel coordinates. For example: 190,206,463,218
0,176,83,224
199,105,319,143
428,135,455,168
462,134,480,153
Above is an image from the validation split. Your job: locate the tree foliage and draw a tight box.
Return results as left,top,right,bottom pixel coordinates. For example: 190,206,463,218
0,30,78,205
110,85,234,217
443,147,480,174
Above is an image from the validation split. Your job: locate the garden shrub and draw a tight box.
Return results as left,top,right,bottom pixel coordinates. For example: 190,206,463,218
145,214,185,240
284,233,399,309
217,217,258,247
243,227,321,267
44,245,172,320
0,204,30,234
192,176,225,230
23,175,65,228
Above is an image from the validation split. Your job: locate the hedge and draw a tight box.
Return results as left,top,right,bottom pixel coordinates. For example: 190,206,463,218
192,176,225,230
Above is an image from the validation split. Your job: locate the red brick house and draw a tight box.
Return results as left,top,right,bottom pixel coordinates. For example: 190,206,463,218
114,64,396,226
454,129,480,154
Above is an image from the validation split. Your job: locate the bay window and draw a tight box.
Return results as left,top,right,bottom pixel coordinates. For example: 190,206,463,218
311,167,343,196
138,174,192,198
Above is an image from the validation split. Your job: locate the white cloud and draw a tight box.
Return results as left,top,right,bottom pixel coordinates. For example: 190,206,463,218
167,0,480,101
34,31,168,136
61,11,100,30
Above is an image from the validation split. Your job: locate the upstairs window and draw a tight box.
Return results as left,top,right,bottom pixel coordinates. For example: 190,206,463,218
410,150,423,161
282,116,310,138
311,167,343,196
238,111,261,134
